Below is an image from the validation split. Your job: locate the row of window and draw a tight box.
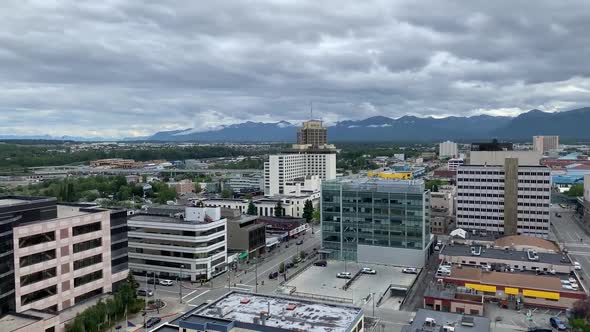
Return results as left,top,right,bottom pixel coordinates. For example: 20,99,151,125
458,201,550,207
21,285,56,305
20,249,56,267
73,238,102,254
457,222,549,230
74,270,103,287
459,192,504,197
458,186,504,190
72,222,101,236
458,215,549,222
74,254,103,270
20,267,57,286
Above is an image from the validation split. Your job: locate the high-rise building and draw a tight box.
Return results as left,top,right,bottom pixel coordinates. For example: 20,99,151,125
264,152,336,196
297,120,327,146
128,207,227,281
456,153,551,238
0,196,129,318
321,178,432,267
533,135,559,153
439,140,458,158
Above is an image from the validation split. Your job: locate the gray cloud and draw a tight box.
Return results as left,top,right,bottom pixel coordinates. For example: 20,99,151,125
0,0,589,137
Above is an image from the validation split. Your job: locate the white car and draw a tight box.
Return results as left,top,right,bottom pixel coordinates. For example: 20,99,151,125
361,268,377,275
403,267,418,274
574,262,582,270
336,272,352,279
158,279,174,286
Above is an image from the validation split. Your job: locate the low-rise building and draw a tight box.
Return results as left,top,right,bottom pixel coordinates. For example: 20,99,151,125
128,207,227,281
226,174,264,193
223,210,266,258
439,243,573,274
424,282,484,315
256,216,309,240
168,179,195,196
152,291,364,332
448,158,464,171
436,264,585,309
405,309,490,332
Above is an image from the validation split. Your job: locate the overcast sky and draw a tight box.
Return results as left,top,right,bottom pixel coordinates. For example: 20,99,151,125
1,1,590,138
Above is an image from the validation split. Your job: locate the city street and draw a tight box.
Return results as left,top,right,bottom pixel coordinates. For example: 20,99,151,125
119,229,322,331
550,204,590,291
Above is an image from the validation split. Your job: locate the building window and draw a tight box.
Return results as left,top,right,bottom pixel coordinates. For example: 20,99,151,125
21,285,57,305
19,231,55,248
20,267,57,286
20,249,56,267
74,270,103,287
73,222,101,236
74,287,103,304
73,238,102,253
74,254,103,270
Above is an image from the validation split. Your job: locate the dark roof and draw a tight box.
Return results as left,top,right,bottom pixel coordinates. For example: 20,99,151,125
440,245,570,265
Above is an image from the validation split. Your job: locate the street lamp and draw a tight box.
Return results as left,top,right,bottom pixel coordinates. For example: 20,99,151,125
179,264,184,303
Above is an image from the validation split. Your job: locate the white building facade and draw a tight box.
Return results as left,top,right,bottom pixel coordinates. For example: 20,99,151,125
127,207,227,281
447,158,464,171
264,152,336,196
439,141,458,158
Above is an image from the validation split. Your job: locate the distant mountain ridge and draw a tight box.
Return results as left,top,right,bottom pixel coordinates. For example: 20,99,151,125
3,107,590,142
144,107,590,142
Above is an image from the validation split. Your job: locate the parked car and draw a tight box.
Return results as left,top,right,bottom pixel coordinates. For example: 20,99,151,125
158,279,173,286
144,317,161,328
296,239,304,245
402,267,418,274
286,262,295,269
361,267,376,274
268,271,279,279
314,260,327,267
549,317,567,330
136,289,153,297
527,328,552,332
574,261,582,270
336,272,352,279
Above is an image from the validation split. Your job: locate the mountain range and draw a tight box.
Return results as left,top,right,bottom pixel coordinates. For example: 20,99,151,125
144,107,590,142
3,107,590,142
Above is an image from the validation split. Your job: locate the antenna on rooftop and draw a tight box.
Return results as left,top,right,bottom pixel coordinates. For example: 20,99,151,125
310,102,313,120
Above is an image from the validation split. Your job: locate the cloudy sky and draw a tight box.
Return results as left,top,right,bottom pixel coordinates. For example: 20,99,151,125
1,1,590,138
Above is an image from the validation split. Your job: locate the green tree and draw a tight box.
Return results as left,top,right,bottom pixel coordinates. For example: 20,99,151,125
302,200,314,223
279,262,286,274
292,255,299,265
566,184,584,197
312,208,320,222
194,183,202,193
220,188,233,198
247,200,257,215
274,201,284,217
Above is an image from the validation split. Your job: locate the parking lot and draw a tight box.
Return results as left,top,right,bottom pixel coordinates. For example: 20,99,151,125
285,260,419,307
485,303,566,331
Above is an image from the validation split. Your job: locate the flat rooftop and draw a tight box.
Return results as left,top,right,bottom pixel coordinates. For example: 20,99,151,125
285,261,417,309
129,214,216,225
194,291,362,332
0,313,40,331
442,266,585,294
406,309,490,332
0,196,56,208
440,244,570,265
323,177,425,194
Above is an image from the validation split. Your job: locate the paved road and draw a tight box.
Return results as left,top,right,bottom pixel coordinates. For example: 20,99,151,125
122,230,322,331
550,204,590,291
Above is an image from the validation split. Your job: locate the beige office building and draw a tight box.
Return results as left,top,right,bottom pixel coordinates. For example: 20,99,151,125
533,135,559,153
12,205,126,314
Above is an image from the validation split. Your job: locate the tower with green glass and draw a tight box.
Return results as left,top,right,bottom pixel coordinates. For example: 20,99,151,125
321,178,432,267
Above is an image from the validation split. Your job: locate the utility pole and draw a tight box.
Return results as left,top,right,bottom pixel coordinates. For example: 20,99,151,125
372,292,375,317
255,257,258,293
144,272,148,332
179,265,184,303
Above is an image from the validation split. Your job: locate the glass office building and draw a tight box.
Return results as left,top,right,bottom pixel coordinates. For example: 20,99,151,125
321,178,431,266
